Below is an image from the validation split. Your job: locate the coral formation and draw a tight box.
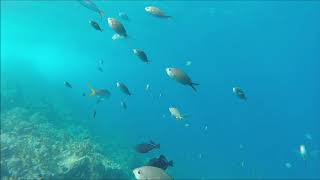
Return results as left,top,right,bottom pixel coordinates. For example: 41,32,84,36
0,106,133,179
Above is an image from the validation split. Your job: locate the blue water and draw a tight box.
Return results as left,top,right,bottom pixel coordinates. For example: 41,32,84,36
1,1,320,179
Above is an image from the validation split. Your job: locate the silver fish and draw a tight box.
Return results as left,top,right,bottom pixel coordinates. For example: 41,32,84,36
79,0,104,18
145,6,171,18
133,166,173,180
107,17,128,38
166,67,199,91
169,107,185,120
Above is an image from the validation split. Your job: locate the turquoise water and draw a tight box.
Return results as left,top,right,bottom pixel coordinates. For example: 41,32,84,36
1,1,320,179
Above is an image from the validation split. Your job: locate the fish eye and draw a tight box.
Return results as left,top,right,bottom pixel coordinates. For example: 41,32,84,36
138,170,142,174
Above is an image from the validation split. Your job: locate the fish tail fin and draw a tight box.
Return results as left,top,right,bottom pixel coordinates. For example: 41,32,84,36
86,83,96,96
190,82,199,92
168,160,174,167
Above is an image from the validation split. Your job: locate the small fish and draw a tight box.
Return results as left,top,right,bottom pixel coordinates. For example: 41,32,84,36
135,141,160,153
285,162,292,168
199,153,202,159
98,66,103,72
147,155,174,170
186,60,192,66
299,144,307,159
166,67,199,91
121,101,127,109
145,84,150,91
96,97,105,104
119,12,129,20
145,6,171,18
93,110,96,119
79,0,104,19
116,82,132,96
204,125,208,131
64,81,72,88
233,87,247,100
305,133,312,140
89,20,103,31
184,123,190,127
133,49,150,63
241,161,245,167
169,107,185,120
107,17,128,38
133,166,173,180
86,83,111,98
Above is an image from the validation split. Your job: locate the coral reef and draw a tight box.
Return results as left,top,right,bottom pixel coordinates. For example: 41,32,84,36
0,107,133,179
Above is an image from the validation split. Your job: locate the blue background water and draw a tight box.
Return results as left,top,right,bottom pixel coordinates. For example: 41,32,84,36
1,1,320,179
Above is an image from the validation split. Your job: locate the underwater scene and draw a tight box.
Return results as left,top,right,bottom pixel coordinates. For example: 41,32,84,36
1,0,320,179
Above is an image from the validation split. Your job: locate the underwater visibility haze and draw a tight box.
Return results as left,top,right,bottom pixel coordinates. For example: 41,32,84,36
1,0,320,179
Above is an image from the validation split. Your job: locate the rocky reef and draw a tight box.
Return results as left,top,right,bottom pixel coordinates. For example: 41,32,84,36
0,107,136,179
0,73,150,179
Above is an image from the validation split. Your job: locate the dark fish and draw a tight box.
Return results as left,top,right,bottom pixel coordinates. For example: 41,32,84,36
233,87,247,100
133,49,149,63
121,101,127,109
78,0,104,19
116,82,132,96
135,141,160,153
89,20,103,32
93,110,96,119
64,81,72,88
98,66,103,72
147,155,174,170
